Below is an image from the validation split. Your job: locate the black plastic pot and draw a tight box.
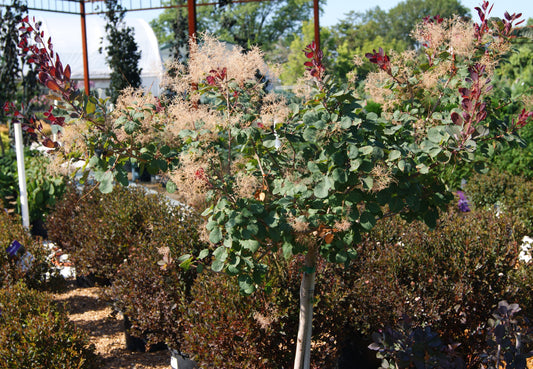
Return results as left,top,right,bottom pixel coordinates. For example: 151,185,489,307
123,314,167,353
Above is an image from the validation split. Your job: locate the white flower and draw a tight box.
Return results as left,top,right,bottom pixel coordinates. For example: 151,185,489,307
518,236,532,263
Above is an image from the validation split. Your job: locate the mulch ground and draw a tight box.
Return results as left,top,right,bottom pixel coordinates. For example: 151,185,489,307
52,281,170,369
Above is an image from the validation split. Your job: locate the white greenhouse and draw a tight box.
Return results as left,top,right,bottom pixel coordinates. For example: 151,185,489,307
35,15,164,96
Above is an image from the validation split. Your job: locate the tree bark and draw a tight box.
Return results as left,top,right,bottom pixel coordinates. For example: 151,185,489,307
0,132,5,156
293,246,318,369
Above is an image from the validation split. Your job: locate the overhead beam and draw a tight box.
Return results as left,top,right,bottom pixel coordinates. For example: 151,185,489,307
187,0,196,41
313,0,319,49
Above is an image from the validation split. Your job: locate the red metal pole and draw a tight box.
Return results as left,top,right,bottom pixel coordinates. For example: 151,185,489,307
313,0,320,50
79,0,90,95
187,0,197,41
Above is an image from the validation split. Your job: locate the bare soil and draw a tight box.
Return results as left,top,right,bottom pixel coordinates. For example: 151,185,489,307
53,281,171,369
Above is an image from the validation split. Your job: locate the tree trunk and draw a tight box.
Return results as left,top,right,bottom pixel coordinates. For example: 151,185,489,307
0,133,5,156
293,246,318,369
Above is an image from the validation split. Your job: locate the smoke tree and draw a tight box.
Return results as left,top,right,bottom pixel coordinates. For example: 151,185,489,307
5,2,532,367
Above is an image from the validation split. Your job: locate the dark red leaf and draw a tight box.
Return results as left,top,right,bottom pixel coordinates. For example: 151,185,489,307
462,98,473,112
42,138,56,148
451,112,463,125
476,110,487,122
458,88,470,98
38,72,48,84
56,59,64,79
46,79,61,91
64,64,71,80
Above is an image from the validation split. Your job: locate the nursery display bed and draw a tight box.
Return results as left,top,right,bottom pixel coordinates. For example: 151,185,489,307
53,281,170,369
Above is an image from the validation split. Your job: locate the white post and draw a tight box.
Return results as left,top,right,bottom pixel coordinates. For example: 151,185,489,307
14,122,30,229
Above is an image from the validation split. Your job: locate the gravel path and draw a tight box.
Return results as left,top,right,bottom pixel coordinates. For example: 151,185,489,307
53,281,171,369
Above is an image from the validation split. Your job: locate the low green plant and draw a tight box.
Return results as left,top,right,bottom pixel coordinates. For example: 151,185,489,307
465,170,533,229
0,148,65,236
0,282,99,369
0,206,53,289
0,150,18,208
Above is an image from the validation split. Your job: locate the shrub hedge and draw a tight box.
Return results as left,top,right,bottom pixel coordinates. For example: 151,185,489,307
465,169,533,230
44,178,532,368
349,208,531,367
178,207,531,368
47,184,193,284
0,205,54,289
108,206,205,352
0,282,99,369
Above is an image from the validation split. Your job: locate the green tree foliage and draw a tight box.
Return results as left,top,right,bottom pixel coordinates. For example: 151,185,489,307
150,0,189,62
0,0,38,155
101,0,142,103
327,0,469,82
150,0,316,56
0,1,25,118
206,0,314,51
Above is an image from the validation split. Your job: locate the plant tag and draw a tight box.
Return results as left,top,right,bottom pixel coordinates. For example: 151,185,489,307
6,240,23,258
170,355,178,369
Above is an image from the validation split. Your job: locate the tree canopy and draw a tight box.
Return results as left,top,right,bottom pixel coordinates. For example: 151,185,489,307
101,0,142,103
279,0,470,85
150,0,317,57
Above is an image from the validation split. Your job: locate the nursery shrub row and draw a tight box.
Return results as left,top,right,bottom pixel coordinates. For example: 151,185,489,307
47,183,204,285
46,180,533,368
0,204,55,289
0,282,99,369
48,184,206,347
465,169,533,230
0,205,96,368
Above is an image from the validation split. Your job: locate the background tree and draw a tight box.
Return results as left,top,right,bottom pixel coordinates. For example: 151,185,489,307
101,0,142,103
479,18,533,178
0,0,29,155
150,0,317,58
326,0,469,83
150,0,189,62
